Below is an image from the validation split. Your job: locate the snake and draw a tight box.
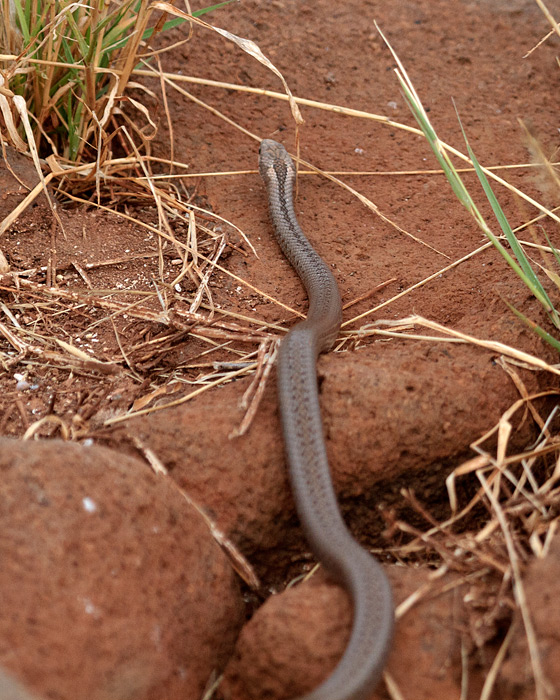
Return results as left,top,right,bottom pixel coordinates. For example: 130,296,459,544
259,139,394,700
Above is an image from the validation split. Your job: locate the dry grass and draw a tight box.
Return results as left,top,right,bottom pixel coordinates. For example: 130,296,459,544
382,381,560,700
0,5,312,437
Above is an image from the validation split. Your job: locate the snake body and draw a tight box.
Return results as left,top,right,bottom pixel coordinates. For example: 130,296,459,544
259,139,394,700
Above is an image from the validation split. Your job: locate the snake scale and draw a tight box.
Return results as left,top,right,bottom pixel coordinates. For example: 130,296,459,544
259,139,394,700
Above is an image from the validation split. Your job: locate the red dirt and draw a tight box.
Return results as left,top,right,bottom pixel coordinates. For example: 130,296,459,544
1,0,560,698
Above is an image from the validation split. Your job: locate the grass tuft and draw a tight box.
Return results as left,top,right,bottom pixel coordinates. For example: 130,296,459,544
0,0,232,164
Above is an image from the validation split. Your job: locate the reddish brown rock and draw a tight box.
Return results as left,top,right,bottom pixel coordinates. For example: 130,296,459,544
219,566,468,700
220,574,352,700
125,340,539,568
123,370,293,564
499,533,560,699
0,438,243,700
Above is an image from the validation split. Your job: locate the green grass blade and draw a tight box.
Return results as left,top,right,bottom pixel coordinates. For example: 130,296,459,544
60,39,81,77
397,76,530,278
396,75,476,212
101,16,139,53
65,11,90,59
142,0,237,41
192,0,238,17
504,300,560,352
11,0,30,44
66,90,83,161
458,119,557,316
540,227,560,271
400,67,558,326
95,4,133,37
383,28,560,349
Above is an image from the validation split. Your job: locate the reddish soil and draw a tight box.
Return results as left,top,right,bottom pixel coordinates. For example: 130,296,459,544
1,0,560,698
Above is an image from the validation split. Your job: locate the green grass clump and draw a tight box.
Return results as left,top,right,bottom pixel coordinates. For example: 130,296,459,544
0,0,230,163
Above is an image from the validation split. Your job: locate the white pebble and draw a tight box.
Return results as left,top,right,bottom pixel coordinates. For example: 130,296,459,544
82,497,97,513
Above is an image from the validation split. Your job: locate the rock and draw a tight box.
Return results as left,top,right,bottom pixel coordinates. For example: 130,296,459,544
122,371,296,572
499,532,560,699
219,566,468,700
123,341,539,570
0,438,243,700
220,574,352,700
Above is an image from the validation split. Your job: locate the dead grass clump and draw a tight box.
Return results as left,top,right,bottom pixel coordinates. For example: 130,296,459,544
386,381,560,700
0,3,307,439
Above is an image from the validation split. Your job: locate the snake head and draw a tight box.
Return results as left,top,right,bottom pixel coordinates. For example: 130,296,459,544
259,139,295,186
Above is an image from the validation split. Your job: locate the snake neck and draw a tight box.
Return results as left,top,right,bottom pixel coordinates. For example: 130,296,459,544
265,180,342,352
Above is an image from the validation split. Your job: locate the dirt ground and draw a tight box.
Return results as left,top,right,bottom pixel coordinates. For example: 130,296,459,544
1,0,560,699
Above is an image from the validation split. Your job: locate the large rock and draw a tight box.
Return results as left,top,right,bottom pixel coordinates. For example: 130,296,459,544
124,341,540,569
0,438,243,700
219,566,468,700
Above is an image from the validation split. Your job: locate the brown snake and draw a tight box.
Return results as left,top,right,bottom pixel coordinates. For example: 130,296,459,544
259,139,394,700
